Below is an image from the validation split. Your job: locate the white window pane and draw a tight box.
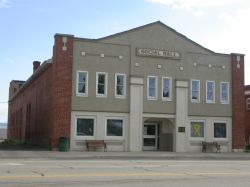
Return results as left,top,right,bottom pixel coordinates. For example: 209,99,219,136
162,78,171,99
117,75,123,85
78,83,85,93
117,85,124,95
79,73,86,82
191,122,204,137
98,74,105,84
107,119,123,136
214,123,226,138
77,118,94,136
149,88,156,97
149,77,156,88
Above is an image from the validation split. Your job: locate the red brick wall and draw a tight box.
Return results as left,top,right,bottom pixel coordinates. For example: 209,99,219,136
50,35,74,148
231,54,245,150
245,86,250,144
8,34,74,149
8,64,53,146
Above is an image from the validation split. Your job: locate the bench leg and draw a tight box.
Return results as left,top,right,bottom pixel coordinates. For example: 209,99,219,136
216,144,221,153
104,144,107,152
202,144,206,152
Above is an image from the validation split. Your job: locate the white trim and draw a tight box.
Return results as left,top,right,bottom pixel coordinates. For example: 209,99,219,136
96,72,108,97
115,73,126,99
220,82,229,104
213,121,228,141
74,115,96,140
105,117,124,140
147,76,158,100
191,79,200,103
161,77,172,101
206,80,215,103
189,119,205,141
76,71,88,97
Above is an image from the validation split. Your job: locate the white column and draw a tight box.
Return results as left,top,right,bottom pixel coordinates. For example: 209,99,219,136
175,80,188,152
129,77,144,151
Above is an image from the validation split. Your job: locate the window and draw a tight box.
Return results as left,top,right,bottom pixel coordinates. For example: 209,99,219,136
147,76,157,100
246,98,250,111
96,72,107,97
76,117,94,136
106,119,123,137
206,81,215,103
220,82,229,104
191,79,200,102
115,74,126,98
76,71,88,96
162,77,172,101
214,122,226,138
190,121,205,138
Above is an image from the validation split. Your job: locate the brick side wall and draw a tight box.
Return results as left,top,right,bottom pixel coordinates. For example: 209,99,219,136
245,86,250,144
8,64,53,146
231,54,245,150
50,35,73,148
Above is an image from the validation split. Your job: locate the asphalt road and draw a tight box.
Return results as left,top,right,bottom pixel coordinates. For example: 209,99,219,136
1,159,250,187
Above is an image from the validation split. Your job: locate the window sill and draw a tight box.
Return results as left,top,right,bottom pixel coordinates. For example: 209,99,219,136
76,93,88,97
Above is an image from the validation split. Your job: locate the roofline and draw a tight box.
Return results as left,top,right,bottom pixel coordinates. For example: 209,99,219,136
9,59,52,102
97,21,235,56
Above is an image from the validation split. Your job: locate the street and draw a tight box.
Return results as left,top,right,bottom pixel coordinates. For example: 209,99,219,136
1,158,250,186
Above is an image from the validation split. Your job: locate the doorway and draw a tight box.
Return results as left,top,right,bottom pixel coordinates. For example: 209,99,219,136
143,123,158,150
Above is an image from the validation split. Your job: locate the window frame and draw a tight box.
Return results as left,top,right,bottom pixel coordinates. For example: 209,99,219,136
105,117,124,139
220,82,229,104
206,80,215,103
115,73,126,99
96,72,108,97
246,98,250,111
75,116,96,140
162,77,172,101
76,71,88,97
147,75,158,100
189,120,205,141
213,121,227,140
190,79,200,103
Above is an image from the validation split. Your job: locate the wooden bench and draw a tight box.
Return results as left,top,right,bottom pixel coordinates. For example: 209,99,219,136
202,141,220,152
86,140,107,152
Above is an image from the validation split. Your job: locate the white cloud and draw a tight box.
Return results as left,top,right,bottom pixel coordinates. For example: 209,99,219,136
147,0,244,11
0,0,11,8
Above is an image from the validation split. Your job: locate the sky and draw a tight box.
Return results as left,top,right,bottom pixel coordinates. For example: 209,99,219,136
0,0,250,123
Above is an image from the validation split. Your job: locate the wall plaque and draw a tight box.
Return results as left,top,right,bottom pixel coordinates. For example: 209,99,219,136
137,48,181,59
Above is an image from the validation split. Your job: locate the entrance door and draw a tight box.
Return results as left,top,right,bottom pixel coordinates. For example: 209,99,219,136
143,123,158,150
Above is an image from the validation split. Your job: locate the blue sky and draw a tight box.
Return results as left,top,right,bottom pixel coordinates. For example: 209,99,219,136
0,0,250,122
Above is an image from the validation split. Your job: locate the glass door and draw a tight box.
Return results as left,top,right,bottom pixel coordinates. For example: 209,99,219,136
143,123,158,150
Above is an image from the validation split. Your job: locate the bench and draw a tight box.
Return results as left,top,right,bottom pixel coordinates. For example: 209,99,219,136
202,141,220,152
86,140,107,152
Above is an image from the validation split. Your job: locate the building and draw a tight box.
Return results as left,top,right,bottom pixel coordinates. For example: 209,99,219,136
8,21,246,152
245,85,250,145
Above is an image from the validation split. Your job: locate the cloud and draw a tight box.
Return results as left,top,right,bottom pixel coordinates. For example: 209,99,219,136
147,0,242,10
0,0,11,8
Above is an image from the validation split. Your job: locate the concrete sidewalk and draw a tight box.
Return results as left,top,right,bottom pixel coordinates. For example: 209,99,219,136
1,150,250,160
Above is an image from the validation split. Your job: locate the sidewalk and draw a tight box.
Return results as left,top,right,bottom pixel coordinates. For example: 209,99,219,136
1,150,250,160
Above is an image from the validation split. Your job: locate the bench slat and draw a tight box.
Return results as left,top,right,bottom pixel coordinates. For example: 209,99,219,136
86,140,107,152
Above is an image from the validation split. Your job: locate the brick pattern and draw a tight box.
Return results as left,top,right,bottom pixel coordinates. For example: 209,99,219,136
50,35,74,148
245,86,250,144
231,54,245,150
8,65,53,146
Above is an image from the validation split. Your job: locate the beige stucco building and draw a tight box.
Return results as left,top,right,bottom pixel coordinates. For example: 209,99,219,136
9,21,246,152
